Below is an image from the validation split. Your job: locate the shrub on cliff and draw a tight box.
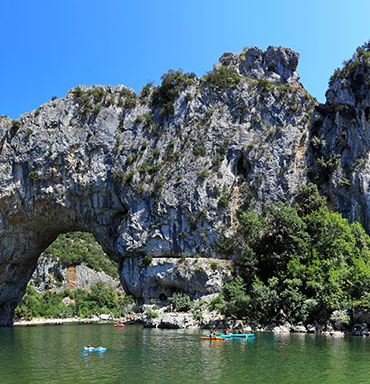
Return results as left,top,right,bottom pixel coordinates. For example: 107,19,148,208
329,39,370,87
204,65,241,91
169,293,193,312
151,69,196,116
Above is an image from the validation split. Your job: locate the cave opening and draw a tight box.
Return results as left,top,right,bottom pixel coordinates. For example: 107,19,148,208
159,293,167,302
236,153,252,179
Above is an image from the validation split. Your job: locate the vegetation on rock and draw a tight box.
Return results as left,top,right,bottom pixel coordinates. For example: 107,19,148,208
204,65,241,91
329,40,370,87
151,69,196,116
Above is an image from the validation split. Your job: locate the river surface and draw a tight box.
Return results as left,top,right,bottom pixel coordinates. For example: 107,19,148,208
1,324,370,383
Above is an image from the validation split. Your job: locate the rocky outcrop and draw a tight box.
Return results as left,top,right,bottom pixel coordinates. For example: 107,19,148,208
121,257,232,303
216,46,300,85
5,43,368,326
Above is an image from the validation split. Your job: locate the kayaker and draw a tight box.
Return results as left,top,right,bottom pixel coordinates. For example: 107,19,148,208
225,327,232,335
87,344,94,350
210,326,219,337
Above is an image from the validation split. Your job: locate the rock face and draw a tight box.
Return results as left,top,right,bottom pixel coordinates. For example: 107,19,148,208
2,43,359,326
121,257,232,303
308,42,370,228
30,260,122,294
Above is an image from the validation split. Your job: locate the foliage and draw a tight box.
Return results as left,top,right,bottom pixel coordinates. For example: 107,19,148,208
212,277,251,318
193,144,206,157
329,40,370,87
151,69,196,116
169,293,193,312
139,254,153,267
28,171,39,183
140,82,153,98
215,183,370,325
41,232,118,278
199,169,209,179
210,262,218,271
258,78,275,92
293,183,327,217
14,283,134,320
204,65,241,91
11,120,21,131
218,195,228,208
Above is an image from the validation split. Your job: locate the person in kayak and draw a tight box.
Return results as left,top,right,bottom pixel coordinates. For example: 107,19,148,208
210,326,219,337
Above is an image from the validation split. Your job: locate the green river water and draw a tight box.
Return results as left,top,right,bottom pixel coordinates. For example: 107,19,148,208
1,324,370,383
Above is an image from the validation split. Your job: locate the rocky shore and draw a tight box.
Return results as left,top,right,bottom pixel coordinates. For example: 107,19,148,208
139,306,370,337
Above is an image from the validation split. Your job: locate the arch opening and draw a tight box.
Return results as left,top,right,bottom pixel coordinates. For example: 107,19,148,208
0,192,129,327
13,231,131,322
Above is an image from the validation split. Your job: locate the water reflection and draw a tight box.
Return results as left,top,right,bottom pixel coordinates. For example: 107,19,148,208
2,325,370,383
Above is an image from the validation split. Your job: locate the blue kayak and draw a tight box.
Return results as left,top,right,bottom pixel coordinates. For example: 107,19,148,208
83,346,107,352
218,333,255,338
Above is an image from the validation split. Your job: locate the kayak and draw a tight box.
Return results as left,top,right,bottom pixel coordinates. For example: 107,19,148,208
114,324,126,327
200,336,225,340
218,333,255,338
83,346,107,352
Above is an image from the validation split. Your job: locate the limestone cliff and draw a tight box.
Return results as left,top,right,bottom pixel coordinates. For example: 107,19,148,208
307,42,370,230
0,45,324,325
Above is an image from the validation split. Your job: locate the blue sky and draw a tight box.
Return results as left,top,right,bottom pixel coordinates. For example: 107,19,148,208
1,0,370,119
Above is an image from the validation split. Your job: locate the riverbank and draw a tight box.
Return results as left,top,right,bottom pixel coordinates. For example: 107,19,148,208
14,306,370,337
14,317,102,326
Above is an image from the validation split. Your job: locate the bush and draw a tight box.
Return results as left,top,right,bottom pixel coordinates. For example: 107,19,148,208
11,120,21,132
219,277,251,318
169,293,193,312
204,65,241,91
258,78,275,92
210,262,218,271
193,144,206,157
199,169,209,179
140,82,153,98
151,69,196,116
218,195,228,208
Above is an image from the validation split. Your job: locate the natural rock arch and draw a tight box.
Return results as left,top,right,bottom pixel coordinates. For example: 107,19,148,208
0,46,315,325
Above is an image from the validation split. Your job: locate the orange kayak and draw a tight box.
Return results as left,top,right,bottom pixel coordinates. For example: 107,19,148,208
200,336,225,340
